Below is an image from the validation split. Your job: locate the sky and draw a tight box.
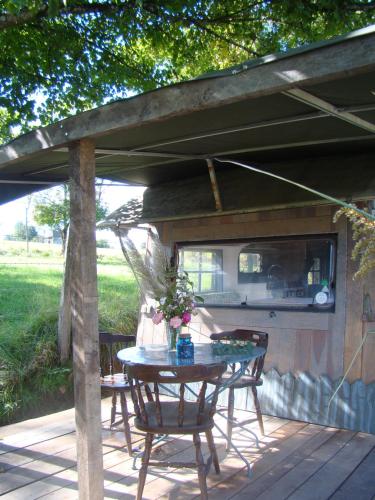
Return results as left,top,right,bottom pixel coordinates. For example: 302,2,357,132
0,183,146,244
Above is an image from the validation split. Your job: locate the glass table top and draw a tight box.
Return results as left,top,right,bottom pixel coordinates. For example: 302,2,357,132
117,343,265,367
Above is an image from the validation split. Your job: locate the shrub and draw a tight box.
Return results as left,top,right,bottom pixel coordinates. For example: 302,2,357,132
0,312,73,424
0,306,139,424
99,308,138,335
97,239,111,248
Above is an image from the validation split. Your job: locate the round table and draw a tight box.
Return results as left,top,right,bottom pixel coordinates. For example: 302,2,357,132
117,342,265,476
117,343,265,367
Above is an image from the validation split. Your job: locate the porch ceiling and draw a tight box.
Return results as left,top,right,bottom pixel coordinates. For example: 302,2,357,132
1,26,375,205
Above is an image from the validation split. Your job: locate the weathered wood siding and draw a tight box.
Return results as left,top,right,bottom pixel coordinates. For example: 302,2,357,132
136,204,375,431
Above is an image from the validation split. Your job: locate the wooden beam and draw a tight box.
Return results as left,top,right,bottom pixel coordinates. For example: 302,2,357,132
69,139,103,500
212,134,374,157
0,179,58,184
206,159,223,211
284,88,375,134
55,147,202,160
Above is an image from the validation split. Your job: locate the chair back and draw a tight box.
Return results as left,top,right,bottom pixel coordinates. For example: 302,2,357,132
210,329,269,380
127,362,226,428
99,332,136,378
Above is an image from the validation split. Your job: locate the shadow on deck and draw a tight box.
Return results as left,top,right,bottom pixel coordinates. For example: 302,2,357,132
1,398,374,499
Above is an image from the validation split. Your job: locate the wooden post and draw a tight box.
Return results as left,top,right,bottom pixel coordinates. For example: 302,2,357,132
69,139,103,500
58,225,72,362
206,159,223,211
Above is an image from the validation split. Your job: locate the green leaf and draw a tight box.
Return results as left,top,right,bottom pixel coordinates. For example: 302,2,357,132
1,1,373,144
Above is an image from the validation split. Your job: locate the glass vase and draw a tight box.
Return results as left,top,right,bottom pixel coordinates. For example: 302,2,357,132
166,324,180,350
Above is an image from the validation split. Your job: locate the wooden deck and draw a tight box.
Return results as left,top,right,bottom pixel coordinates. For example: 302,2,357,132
1,398,375,499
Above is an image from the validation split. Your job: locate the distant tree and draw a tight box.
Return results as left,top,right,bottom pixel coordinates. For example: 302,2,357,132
14,221,38,240
96,239,111,249
34,183,108,252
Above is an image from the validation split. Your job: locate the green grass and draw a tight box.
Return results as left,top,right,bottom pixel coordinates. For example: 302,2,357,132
0,240,139,424
0,240,139,336
0,263,139,335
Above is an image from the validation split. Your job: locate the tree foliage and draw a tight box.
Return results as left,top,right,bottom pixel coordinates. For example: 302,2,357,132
33,184,108,250
334,206,375,279
0,0,374,142
13,221,38,240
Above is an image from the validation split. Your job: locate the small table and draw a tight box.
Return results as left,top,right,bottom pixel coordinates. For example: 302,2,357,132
117,343,266,475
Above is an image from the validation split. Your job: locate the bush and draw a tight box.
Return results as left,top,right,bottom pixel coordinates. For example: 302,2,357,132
0,307,139,425
0,312,73,425
99,308,138,335
97,239,111,248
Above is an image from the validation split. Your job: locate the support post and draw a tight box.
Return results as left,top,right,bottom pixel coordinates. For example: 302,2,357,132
58,225,72,362
69,139,103,500
206,159,223,211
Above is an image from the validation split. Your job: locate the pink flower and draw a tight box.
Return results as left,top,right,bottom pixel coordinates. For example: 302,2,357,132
169,316,182,328
182,311,191,324
152,311,164,325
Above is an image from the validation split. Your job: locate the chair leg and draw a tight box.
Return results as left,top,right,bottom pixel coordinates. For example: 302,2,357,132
205,429,220,475
119,391,133,456
226,387,235,452
251,385,264,436
193,433,208,500
137,432,154,500
110,391,117,428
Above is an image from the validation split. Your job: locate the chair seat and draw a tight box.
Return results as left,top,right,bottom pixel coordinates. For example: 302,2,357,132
134,401,214,434
209,372,263,389
100,373,131,390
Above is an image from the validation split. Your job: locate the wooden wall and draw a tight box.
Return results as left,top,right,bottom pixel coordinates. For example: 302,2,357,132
136,204,375,384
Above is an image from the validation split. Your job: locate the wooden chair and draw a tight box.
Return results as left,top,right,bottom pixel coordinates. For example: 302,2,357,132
100,332,136,456
209,329,269,450
128,362,226,500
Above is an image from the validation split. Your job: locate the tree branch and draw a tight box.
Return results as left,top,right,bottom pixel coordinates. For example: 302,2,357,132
0,4,49,29
0,1,135,29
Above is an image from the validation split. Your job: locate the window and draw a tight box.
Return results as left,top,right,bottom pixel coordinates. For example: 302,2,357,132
308,258,321,285
239,252,261,273
178,235,336,311
178,248,223,293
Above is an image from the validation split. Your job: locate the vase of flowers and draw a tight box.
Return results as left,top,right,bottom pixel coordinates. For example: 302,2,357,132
166,324,180,351
152,271,203,350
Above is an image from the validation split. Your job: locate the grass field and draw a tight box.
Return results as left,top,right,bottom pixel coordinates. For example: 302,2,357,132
0,240,139,335
0,240,139,424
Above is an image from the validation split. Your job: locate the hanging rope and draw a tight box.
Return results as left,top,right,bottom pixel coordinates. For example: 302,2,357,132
214,157,375,409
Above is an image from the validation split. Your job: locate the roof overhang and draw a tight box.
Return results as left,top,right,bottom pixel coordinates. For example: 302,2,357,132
1,25,375,205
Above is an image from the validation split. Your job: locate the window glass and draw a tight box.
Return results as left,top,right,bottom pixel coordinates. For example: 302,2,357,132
179,248,223,293
178,236,335,310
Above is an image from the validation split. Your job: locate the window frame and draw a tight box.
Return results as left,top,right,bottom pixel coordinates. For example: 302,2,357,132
176,234,337,313
178,247,223,293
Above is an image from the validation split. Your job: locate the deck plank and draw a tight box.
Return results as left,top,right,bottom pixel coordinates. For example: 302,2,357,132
246,427,352,500
0,433,76,471
230,425,339,500
330,447,375,500
1,402,375,500
0,428,145,499
192,421,310,500
0,399,113,455
34,411,274,500
288,432,375,500
159,419,307,499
